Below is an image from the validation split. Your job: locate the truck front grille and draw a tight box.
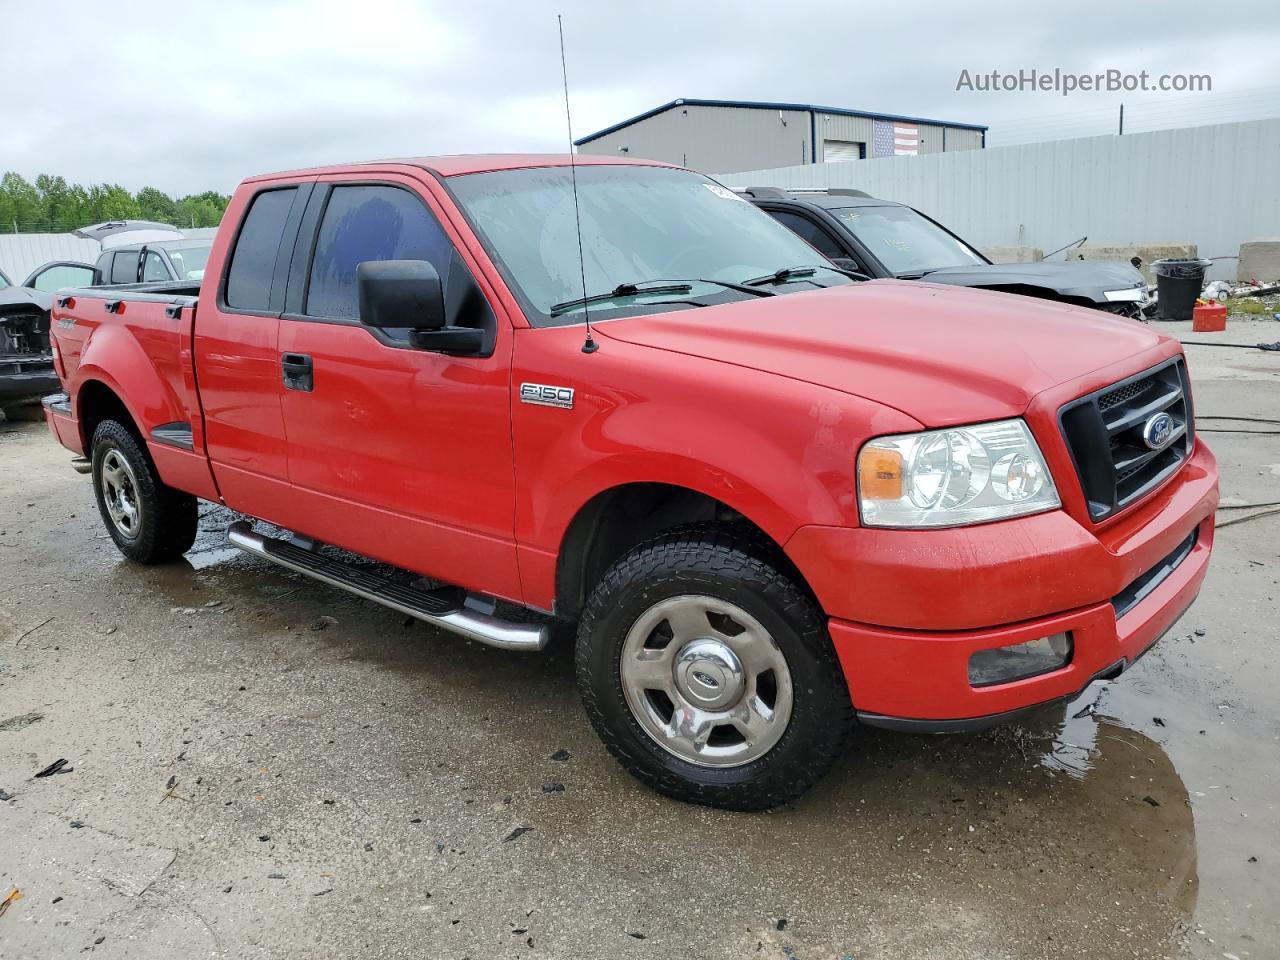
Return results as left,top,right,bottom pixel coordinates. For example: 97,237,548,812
1058,358,1194,521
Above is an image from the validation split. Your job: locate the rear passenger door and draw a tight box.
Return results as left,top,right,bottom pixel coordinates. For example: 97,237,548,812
193,181,314,513
274,172,520,600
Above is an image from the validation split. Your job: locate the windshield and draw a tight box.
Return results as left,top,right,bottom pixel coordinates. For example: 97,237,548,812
165,244,211,280
835,205,985,276
0,268,10,290
450,165,842,325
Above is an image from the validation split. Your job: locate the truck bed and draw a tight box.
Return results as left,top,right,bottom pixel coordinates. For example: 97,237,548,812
55,279,202,304
48,277,217,497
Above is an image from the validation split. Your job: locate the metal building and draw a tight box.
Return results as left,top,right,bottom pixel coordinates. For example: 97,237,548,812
574,98,987,174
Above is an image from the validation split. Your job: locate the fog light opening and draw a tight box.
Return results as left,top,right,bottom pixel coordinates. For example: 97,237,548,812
968,632,1073,688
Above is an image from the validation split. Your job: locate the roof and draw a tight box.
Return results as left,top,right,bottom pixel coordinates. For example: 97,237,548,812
740,188,903,210
248,154,677,183
105,237,214,253
574,98,988,145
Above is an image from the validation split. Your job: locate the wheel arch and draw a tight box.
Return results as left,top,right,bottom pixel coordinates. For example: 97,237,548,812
554,480,810,620
72,321,184,447
75,377,141,450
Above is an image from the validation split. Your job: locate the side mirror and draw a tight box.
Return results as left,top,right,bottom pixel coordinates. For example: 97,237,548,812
357,260,445,331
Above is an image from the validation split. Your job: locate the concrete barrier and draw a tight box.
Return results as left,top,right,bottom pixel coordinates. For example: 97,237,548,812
981,245,1043,263
1237,240,1280,282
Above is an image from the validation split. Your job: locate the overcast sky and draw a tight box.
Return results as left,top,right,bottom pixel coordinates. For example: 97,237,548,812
3,0,1277,196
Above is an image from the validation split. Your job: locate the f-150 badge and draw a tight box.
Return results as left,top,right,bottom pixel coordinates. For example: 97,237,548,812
520,383,574,409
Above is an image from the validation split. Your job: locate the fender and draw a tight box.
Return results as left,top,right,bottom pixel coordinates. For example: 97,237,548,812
511,328,923,610
73,322,188,443
68,315,222,502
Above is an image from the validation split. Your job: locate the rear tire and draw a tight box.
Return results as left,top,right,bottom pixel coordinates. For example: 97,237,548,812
575,525,854,810
91,419,197,563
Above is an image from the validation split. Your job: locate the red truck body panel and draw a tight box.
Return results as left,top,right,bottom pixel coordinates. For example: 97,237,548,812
508,323,920,611
43,154,1218,727
49,294,220,501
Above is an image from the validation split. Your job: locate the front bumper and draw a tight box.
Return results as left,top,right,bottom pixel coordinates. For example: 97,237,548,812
787,440,1218,726
0,356,59,405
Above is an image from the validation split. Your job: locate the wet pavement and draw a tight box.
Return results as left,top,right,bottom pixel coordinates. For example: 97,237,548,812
1,333,1278,959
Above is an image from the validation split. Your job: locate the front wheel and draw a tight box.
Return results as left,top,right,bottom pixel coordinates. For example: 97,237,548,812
91,419,198,563
575,526,854,810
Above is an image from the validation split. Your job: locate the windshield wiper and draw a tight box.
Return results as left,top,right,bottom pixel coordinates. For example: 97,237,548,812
688,277,777,297
551,282,692,316
744,264,870,286
550,278,774,316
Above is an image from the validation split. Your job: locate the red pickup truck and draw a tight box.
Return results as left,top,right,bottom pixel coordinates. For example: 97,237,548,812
42,155,1218,809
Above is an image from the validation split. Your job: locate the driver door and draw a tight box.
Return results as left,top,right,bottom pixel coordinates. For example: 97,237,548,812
274,173,521,602
22,261,98,292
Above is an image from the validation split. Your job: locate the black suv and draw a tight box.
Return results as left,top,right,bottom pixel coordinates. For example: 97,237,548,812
743,187,1150,319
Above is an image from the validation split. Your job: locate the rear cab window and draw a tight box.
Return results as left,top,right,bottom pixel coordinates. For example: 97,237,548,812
225,187,298,312
110,251,140,284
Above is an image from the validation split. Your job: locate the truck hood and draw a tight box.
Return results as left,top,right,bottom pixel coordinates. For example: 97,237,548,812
597,280,1167,427
919,260,1146,303
0,284,53,316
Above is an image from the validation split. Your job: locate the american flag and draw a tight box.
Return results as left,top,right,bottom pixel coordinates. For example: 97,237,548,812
873,120,919,157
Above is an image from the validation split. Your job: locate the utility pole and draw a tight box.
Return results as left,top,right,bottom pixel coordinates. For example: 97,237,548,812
1118,103,1124,135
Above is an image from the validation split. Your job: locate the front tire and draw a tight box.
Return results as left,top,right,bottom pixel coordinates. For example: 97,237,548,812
91,419,197,563
575,525,854,810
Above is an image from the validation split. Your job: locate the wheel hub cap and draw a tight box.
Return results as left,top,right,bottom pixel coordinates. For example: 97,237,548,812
100,449,141,539
675,639,744,710
619,595,794,768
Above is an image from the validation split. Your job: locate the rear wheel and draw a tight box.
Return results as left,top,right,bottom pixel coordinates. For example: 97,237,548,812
575,525,854,810
91,419,197,563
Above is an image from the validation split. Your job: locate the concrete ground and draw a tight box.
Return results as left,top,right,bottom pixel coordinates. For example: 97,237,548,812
2,322,1278,960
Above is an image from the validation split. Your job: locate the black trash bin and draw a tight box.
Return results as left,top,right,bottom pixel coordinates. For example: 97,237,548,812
1153,258,1212,321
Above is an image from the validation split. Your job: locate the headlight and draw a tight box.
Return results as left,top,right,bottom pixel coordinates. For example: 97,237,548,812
1103,288,1145,302
858,419,1060,528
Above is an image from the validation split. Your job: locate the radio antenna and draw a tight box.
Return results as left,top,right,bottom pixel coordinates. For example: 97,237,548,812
558,14,597,354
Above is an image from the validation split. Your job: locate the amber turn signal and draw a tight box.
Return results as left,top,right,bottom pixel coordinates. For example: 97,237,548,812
858,448,904,500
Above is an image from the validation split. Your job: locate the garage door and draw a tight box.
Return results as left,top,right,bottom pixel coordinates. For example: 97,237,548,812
823,140,865,162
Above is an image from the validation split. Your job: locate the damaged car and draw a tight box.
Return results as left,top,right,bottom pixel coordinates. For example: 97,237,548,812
0,266,58,418
20,221,213,294
744,187,1151,319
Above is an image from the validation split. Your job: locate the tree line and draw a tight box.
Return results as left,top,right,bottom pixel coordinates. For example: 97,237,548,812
0,172,230,234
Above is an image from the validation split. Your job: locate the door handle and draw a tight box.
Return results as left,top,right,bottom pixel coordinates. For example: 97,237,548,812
281,353,314,392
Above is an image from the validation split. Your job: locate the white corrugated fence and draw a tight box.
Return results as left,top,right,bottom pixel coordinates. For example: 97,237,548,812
0,228,219,284
716,118,1280,282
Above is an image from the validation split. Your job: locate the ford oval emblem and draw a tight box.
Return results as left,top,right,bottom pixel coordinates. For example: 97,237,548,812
692,670,720,688
1142,412,1176,450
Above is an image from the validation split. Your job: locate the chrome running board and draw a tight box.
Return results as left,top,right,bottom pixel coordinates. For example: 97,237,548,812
227,521,549,652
